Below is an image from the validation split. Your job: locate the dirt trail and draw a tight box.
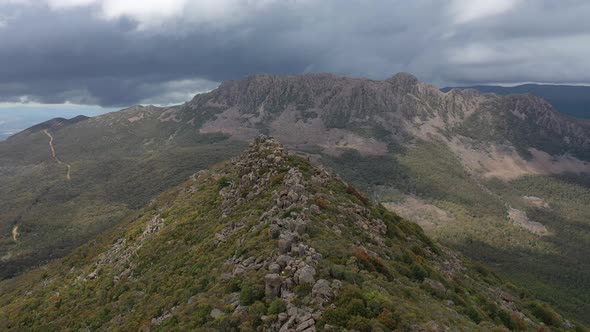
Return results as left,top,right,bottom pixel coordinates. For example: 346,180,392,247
12,225,19,241
44,129,71,180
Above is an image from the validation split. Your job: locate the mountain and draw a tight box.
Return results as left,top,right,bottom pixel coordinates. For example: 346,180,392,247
441,84,590,119
0,136,580,331
1,72,589,323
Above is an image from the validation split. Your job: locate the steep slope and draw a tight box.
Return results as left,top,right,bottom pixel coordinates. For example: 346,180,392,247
442,84,590,119
0,136,580,331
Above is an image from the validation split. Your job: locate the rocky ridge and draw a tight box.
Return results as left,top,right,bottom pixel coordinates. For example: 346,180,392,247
0,138,581,331
215,136,331,331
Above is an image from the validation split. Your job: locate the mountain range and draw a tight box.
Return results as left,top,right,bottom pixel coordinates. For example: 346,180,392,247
1,72,589,327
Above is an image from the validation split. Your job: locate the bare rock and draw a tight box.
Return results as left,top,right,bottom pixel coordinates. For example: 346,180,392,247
265,273,283,298
295,265,316,285
210,308,223,319
276,255,294,268
269,262,281,273
278,233,296,254
268,224,281,239
312,279,333,305
296,317,315,331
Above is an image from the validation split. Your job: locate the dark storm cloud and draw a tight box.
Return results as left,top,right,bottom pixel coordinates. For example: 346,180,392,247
0,0,589,107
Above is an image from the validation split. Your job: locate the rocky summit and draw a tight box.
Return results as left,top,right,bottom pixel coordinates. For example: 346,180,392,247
0,136,576,331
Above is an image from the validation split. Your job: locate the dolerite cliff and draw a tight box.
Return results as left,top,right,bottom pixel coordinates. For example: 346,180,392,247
0,136,574,331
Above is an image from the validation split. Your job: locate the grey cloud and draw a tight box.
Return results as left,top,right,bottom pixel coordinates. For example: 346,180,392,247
0,0,589,107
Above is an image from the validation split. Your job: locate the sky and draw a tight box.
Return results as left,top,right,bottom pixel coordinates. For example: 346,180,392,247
1,0,590,135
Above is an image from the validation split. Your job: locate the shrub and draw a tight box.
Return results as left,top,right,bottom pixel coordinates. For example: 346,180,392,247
410,263,428,281
270,174,285,186
294,284,313,298
377,309,399,329
465,305,484,324
323,307,348,325
347,315,372,332
217,177,231,190
224,278,242,293
529,302,562,327
267,298,287,315
315,196,330,210
239,282,264,306
497,309,517,330
353,247,394,280
195,305,212,325
248,301,267,316
365,299,384,318
217,315,240,331
346,185,370,206
345,298,368,317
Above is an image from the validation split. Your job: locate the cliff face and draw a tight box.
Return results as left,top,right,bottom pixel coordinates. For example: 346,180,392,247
185,72,589,162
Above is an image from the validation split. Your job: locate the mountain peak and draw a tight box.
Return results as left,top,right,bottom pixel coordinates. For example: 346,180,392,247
241,134,286,160
231,134,289,177
386,72,419,85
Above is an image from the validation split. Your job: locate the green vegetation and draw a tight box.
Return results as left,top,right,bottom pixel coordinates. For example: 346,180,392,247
323,140,590,325
239,282,265,306
1,72,588,330
454,103,590,160
0,140,574,330
481,175,590,323
0,115,247,279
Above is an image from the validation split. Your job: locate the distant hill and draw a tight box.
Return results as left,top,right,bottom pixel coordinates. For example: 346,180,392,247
441,84,590,119
15,115,90,136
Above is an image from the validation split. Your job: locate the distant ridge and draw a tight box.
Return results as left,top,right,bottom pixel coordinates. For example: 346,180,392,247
442,84,590,119
23,115,90,134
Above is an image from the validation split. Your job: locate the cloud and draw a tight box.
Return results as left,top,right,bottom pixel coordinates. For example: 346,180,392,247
138,78,219,106
47,0,96,8
0,0,588,107
450,0,520,24
44,0,286,29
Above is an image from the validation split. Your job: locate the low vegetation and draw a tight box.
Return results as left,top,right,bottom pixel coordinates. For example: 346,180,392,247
325,140,590,325
0,137,577,330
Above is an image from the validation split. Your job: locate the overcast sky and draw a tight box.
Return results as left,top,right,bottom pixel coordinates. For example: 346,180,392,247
1,0,590,108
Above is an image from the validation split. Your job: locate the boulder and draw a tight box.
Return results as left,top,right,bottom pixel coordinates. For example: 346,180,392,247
269,262,281,273
311,279,333,305
295,266,316,285
278,233,295,254
265,273,283,298
268,224,281,239
210,308,223,319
